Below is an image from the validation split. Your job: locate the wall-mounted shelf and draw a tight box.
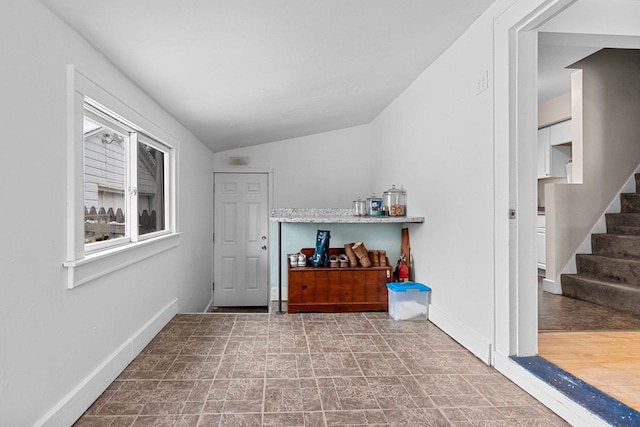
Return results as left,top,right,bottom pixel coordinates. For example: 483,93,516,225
270,208,425,224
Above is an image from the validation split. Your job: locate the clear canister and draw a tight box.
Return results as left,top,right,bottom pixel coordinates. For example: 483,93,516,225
353,197,367,216
382,185,407,216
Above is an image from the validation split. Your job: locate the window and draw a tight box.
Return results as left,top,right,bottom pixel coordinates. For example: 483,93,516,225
64,65,179,289
82,101,172,253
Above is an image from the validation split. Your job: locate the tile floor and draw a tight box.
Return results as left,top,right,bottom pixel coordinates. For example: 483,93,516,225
74,307,568,426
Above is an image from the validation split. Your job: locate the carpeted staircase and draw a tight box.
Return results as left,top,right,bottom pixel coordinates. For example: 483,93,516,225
561,174,640,316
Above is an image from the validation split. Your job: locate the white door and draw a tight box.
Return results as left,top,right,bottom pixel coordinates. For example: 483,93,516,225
214,173,269,307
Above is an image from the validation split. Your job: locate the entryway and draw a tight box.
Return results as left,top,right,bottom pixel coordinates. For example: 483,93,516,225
213,172,270,307
497,0,640,423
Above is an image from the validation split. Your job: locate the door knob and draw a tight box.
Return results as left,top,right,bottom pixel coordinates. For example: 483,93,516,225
261,245,267,250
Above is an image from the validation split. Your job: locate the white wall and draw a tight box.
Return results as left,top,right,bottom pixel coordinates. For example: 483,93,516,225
368,5,496,361
0,1,213,425
538,92,571,128
212,125,374,208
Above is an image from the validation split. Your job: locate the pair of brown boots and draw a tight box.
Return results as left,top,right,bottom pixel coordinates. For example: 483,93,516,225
344,242,386,268
368,249,387,267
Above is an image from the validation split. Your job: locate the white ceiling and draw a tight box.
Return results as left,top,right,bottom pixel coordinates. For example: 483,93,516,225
537,32,640,103
537,0,640,103
537,37,599,104
40,0,495,152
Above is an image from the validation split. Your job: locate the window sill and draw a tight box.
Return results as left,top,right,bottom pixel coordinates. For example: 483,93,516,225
63,233,180,289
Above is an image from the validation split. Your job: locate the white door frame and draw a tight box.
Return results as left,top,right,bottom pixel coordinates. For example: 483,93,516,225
492,1,614,425
212,168,274,307
494,0,577,360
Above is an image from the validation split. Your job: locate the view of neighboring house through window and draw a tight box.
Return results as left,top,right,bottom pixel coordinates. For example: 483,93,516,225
137,138,166,236
83,100,171,252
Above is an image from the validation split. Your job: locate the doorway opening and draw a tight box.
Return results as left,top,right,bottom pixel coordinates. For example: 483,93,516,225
537,32,640,414
495,0,640,422
496,0,637,422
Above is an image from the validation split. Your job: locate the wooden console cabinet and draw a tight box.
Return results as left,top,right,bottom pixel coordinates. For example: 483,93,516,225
288,248,392,314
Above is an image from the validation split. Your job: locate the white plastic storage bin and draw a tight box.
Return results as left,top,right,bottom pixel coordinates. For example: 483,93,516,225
386,282,431,320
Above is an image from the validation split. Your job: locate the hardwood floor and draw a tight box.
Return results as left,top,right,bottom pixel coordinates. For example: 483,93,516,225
538,278,640,412
538,331,640,411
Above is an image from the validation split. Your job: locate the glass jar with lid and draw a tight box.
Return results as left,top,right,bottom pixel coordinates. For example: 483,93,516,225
353,196,367,216
367,194,383,216
382,185,407,216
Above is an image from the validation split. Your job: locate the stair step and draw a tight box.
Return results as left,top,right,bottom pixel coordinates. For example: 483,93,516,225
576,254,640,286
621,193,640,213
591,233,640,259
561,274,640,316
606,212,640,235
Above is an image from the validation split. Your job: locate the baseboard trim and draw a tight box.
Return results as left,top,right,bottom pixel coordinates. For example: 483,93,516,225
543,278,562,294
271,286,288,301
494,352,610,427
203,297,214,313
36,299,179,427
428,304,492,364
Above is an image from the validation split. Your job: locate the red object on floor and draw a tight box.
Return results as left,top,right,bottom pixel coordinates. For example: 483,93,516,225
396,259,409,282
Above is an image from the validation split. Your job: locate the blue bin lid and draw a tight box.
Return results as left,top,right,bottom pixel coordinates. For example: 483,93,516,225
386,282,431,292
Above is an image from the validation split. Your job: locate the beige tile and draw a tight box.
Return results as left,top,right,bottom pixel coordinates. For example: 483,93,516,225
324,410,368,425
224,336,268,355
266,353,313,379
353,353,409,376
307,335,350,353
149,381,196,403
196,414,221,426
73,416,136,427
267,333,309,354
75,314,568,427
131,415,200,426
182,401,205,414
262,412,305,426
94,402,144,416
311,353,362,377
139,402,185,416
264,378,321,412
344,335,391,353
218,413,262,426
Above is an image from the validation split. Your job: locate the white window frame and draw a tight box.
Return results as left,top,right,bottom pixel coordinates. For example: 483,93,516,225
82,106,132,252
135,134,172,242
64,65,179,289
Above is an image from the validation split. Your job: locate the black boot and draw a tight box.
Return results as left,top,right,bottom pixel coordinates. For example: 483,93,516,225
309,230,331,267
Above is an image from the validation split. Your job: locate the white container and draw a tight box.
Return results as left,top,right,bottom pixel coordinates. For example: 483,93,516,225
386,282,430,320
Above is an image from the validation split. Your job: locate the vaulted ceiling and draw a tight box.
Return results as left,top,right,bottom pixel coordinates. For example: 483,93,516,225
40,0,495,152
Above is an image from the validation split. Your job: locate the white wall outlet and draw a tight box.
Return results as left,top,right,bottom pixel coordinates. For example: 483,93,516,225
476,70,489,95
